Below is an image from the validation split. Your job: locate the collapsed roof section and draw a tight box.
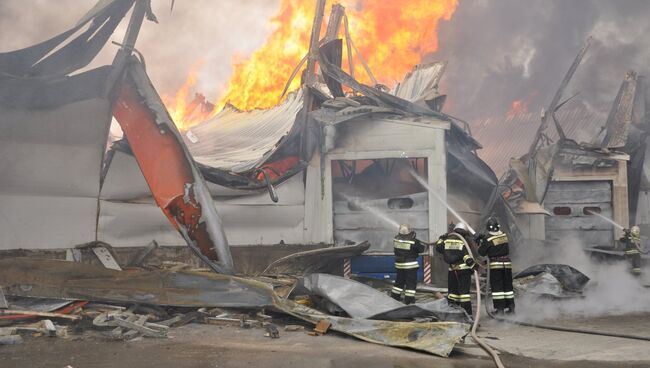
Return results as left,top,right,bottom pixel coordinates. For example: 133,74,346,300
0,0,516,256
106,34,511,240
495,39,649,228
185,89,304,174
471,105,605,178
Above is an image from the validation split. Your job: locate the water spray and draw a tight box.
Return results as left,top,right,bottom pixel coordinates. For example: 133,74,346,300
340,193,400,230
406,167,476,234
404,166,504,367
586,210,625,231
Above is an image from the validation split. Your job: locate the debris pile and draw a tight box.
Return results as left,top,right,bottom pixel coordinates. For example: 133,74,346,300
0,256,470,357
513,264,590,298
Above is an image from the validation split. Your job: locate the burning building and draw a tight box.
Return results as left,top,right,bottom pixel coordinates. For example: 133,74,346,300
0,0,506,286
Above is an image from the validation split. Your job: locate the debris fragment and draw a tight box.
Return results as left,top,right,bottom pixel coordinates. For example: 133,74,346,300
0,335,23,345
311,319,331,336
0,287,7,309
284,325,304,332
514,264,590,298
0,310,81,321
40,319,57,337
127,240,159,267
93,311,168,339
264,323,280,338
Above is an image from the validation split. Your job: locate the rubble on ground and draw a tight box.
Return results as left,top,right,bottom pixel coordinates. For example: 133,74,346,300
0,255,469,357
513,264,590,298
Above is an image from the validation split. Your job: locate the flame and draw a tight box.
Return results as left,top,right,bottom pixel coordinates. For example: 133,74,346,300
166,0,458,129
161,61,215,130
507,99,529,118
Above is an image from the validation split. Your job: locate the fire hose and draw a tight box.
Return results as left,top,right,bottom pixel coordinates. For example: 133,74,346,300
483,260,650,342
449,232,506,368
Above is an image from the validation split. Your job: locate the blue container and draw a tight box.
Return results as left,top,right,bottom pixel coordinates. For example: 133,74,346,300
350,255,424,281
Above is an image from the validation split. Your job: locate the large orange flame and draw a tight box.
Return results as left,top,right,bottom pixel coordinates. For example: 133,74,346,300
166,0,458,129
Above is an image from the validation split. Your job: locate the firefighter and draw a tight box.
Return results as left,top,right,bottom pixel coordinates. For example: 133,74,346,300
620,225,642,276
435,222,476,316
391,224,427,304
476,217,515,314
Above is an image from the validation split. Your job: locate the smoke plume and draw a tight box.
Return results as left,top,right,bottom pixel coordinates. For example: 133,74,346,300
512,234,650,321
0,0,279,98
3,0,649,122
432,0,650,120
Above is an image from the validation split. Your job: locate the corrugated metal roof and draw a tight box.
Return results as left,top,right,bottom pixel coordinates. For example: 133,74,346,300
469,103,606,177
183,89,303,173
391,62,446,102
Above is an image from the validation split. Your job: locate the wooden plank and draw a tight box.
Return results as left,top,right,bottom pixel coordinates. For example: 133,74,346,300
549,181,611,191
545,189,612,204
545,181,611,203
0,287,7,309
0,310,81,320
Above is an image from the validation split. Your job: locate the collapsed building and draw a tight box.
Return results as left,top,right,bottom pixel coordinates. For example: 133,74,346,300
471,39,650,263
0,0,510,286
1,2,649,365
0,0,489,356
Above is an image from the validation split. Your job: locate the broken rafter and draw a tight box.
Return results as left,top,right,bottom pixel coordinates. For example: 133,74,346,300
343,14,378,86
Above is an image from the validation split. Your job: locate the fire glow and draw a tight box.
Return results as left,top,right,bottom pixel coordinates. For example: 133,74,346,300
507,99,529,118
166,0,458,130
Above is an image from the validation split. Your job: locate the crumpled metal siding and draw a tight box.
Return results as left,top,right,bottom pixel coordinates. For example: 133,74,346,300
296,273,471,323
184,89,304,173
0,258,276,308
470,104,605,176
602,71,638,149
280,300,470,357
391,62,447,103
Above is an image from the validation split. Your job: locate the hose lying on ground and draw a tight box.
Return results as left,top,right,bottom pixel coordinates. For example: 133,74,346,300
484,260,650,342
450,232,506,368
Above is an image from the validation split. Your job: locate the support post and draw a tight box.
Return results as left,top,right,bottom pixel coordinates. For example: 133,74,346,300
324,4,345,42
299,0,327,159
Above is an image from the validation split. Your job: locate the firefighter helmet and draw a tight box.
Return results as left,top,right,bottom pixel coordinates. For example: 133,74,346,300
454,222,469,233
631,225,641,237
486,217,500,232
399,223,413,235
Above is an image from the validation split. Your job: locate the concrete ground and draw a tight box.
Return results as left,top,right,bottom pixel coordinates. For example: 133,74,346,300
1,313,649,368
477,313,650,363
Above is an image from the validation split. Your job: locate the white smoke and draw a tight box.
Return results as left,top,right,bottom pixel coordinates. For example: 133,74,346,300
0,0,280,97
512,233,650,321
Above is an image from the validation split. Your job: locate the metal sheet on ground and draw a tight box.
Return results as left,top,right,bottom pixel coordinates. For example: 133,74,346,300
0,258,276,308
296,273,471,323
279,299,470,357
262,242,370,276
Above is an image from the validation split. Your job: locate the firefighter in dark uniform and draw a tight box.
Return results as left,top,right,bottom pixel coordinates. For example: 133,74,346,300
620,225,642,276
476,217,515,314
391,224,427,305
435,222,477,316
